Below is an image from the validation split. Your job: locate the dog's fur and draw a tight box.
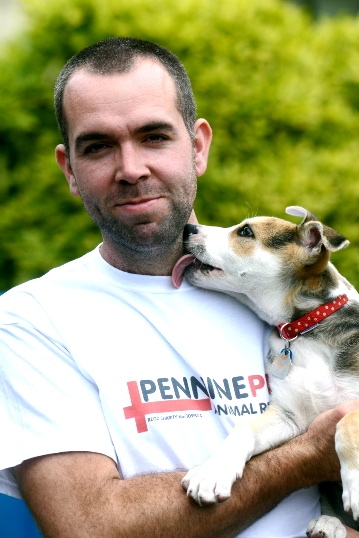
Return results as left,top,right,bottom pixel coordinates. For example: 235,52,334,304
179,207,359,538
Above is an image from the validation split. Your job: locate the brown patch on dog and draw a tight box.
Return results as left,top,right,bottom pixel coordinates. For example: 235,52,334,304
229,217,296,257
229,224,257,257
295,249,331,277
280,242,339,312
337,411,359,468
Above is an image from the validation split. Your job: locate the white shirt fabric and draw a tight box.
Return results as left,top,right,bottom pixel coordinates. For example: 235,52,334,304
0,246,320,537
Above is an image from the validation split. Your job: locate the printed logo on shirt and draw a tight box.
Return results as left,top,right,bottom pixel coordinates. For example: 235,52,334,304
123,374,269,433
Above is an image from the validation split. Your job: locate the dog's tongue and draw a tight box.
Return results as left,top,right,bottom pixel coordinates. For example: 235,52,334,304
172,254,196,288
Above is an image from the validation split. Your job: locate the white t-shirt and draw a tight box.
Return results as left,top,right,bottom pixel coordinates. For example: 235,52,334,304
0,247,320,537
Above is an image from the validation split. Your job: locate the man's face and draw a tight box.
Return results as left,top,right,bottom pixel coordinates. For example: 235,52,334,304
56,60,210,259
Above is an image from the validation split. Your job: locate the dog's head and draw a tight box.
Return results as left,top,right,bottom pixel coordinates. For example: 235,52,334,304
172,206,349,318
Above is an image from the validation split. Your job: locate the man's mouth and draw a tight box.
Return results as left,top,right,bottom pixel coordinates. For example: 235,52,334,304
116,197,161,214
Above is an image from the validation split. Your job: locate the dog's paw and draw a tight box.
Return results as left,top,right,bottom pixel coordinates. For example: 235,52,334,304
182,425,254,505
181,457,243,506
341,467,359,520
306,515,347,538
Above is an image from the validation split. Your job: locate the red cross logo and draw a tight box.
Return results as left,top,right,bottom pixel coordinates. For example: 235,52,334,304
123,381,212,433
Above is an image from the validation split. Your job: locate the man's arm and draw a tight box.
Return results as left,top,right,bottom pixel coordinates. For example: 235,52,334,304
15,402,359,538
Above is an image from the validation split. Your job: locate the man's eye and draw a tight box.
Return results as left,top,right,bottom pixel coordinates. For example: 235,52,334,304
237,224,254,238
84,143,109,154
144,134,168,143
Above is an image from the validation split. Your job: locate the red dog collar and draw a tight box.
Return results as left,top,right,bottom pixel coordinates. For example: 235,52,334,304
277,294,349,342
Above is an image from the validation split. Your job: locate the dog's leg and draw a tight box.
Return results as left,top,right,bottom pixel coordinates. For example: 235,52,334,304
182,404,302,505
307,515,347,538
335,410,359,521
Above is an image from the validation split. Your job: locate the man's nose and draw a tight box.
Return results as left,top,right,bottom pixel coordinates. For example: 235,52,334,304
114,144,149,184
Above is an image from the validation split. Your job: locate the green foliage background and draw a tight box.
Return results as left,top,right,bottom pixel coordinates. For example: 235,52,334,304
1,0,359,289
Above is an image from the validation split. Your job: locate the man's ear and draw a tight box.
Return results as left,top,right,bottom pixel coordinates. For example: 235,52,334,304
55,144,80,197
193,119,212,177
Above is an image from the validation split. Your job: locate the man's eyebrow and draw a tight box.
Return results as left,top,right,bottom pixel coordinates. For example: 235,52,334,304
134,122,176,135
75,132,108,153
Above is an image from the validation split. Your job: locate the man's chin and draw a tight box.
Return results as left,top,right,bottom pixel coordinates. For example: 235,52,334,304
102,224,178,251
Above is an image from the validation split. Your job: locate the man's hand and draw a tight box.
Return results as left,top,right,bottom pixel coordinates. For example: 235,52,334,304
300,401,359,485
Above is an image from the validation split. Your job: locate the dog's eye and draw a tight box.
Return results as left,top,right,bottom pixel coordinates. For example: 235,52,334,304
237,225,254,238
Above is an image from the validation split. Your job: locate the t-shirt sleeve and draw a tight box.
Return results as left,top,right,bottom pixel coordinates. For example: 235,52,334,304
0,313,117,498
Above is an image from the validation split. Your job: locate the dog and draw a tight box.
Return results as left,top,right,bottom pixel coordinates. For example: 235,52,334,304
172,206,359,538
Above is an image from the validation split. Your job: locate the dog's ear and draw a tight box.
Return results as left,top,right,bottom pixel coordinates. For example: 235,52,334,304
286,206,349,253
321,224,349,252
286,205,318,224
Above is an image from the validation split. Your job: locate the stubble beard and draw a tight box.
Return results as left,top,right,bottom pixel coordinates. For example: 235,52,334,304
76,172,197,265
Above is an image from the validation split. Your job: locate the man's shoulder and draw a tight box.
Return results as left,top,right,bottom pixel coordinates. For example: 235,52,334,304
0,248,100,319
43,247,100,282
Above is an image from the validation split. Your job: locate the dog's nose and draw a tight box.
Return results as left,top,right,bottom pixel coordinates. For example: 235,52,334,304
183,224,199,240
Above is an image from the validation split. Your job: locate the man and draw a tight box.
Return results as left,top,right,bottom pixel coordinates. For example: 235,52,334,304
0,37,358,537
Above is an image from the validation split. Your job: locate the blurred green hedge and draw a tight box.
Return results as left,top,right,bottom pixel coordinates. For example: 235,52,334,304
1,0,359,289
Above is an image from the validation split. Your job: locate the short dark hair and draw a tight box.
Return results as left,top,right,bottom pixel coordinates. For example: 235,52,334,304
54,37,197,150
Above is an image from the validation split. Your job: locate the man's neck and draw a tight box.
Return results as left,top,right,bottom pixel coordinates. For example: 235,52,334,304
99,240,183,277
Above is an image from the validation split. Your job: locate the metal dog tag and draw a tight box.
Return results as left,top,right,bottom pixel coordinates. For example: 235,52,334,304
267,349,292,380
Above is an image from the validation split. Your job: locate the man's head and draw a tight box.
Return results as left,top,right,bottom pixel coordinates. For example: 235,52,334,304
54,37,197,152
55,39,212,275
